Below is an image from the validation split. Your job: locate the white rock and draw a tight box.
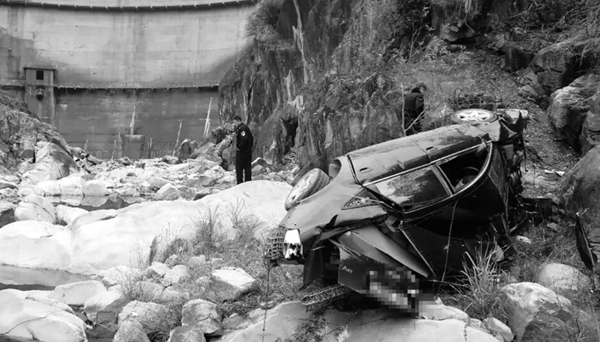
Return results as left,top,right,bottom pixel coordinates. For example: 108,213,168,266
84,290,123,323
49,280,107,306
83,179,109,196
35,174,86,196
0,220,70,270
0,289,86,342
168,326,206,342
209,267,257,301
70,181,291,275
55,205,89,226
14,194,56,223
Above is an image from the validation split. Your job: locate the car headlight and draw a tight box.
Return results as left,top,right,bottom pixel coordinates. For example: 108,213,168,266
284,229,303,260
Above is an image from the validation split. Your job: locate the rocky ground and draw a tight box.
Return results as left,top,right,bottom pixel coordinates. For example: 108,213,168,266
2,37,600,342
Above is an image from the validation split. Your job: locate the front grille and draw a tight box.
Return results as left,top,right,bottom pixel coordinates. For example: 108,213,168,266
263,226,287,267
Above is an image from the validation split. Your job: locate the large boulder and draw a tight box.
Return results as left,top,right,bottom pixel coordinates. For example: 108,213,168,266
532,41,591,95
500,282,598,342
0,220,71,270
560,145,600,235
84,290,124,323
21,141,80,186
49,280,107,306
0,289,87,342
14,194,56,223
547,75,599,151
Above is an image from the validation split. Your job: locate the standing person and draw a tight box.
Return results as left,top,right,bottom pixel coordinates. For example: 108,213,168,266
233,115,254,184
402,83,427,135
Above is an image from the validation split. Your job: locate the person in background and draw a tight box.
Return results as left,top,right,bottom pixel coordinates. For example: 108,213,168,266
402,83,427,135
233,115,254,184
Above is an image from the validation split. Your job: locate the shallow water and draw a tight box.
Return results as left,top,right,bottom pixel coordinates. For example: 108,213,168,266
0,265,90,291
48,194,141,211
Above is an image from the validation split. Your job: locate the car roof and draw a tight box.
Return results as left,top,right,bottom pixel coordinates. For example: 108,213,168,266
347,124,490,184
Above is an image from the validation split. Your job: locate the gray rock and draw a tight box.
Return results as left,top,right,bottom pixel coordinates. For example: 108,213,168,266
118,301,170,335
162,265,189,286
483,317,514,342
114,319,150,342
181,298,222,336
162,155,180,165
536,263,592,301
156,183,181,201
209,267,257,301
83,290,123,323
500,282,598,342
167,325,206,342
145,262,171,279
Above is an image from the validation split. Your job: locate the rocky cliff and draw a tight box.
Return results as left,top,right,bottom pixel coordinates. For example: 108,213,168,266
219,0,600,170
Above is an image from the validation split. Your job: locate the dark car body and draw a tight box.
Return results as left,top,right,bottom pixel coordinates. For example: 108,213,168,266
267,110,527,309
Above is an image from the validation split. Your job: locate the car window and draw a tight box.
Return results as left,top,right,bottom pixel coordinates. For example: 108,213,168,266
437,145,488,190
374,166,449,209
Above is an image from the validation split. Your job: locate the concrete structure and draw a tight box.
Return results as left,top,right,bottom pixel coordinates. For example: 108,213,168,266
0,0,254,158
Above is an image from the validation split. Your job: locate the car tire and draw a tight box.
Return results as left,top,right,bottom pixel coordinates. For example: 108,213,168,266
285,168,330,210
451,109,497,124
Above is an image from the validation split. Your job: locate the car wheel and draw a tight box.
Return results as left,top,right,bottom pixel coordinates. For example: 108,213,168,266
285,168,330,210
451,109,497,124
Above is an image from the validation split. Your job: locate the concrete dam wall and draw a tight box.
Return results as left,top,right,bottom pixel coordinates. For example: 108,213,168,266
0,0,254,158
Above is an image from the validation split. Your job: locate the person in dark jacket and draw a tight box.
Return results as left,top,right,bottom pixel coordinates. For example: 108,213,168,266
402,83,427,135
233,115,254,184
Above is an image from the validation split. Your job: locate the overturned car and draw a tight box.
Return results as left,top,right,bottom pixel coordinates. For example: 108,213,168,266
265,109,528,310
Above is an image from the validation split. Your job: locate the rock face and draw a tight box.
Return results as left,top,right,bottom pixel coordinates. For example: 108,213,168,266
500,282,598,342
0,289,87,342
0,94,73,171
532,41,592,95
547,75,599,151
560,145,600,237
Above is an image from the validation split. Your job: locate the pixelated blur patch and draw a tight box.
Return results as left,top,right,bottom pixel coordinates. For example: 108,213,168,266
365,263,433,314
